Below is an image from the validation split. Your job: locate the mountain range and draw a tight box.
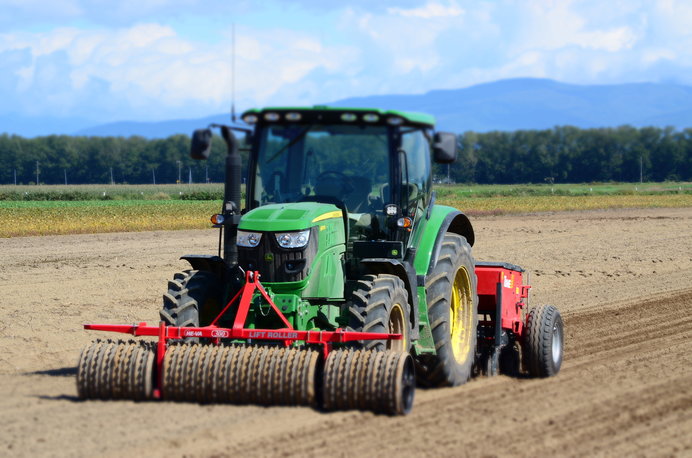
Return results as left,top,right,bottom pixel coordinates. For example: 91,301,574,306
7,78,692,138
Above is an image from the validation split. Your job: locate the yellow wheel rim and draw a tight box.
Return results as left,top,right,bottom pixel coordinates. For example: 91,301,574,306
388,303,407,352
450,266,473,363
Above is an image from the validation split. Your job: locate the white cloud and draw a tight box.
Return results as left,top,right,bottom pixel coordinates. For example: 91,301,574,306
340,2,465,78
388,1,464,19
432,0,692,88
2,0,692,124
0,22,359,120
513,0,641,53
641,47,676,65
584,27,638,52
654,0,692,34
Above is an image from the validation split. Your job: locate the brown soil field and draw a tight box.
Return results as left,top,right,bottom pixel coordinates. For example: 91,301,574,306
1,207,690,457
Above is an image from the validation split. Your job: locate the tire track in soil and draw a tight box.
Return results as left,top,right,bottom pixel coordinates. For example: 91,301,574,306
214,289,692,458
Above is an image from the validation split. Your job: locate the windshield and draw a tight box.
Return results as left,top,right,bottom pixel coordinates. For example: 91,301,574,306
252,124,390,215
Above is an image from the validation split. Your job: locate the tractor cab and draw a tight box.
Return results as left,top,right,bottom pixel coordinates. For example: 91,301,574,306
241,107,454,246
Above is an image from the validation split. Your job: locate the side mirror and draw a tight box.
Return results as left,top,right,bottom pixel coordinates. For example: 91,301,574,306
190,128,213,160
432,132,457,164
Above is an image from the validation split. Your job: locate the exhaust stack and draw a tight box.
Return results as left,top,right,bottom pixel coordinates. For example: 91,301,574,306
189,126,243,266
220,125,242,266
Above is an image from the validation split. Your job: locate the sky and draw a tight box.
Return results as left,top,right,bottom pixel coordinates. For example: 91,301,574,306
1,0,692,125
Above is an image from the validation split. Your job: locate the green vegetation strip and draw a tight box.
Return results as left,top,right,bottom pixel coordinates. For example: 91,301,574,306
1,182,689,201
0,184,226,201
435,181,692,198
1,194,690,238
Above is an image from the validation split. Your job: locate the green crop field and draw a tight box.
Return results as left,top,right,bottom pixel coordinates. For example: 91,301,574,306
0,183,226,201
0,183,690,237
434,181,692,197
1,181,690,201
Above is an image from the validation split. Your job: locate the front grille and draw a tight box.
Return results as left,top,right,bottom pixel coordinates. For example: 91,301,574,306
238,227,318,282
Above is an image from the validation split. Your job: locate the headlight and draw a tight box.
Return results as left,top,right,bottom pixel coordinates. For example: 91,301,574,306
275,229,310,249
237,230,262,247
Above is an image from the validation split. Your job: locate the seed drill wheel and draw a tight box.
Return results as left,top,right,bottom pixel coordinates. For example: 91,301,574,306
417,233,478,387
322,349,415,415
159,270,225,341
347,274,411,352
524,304,564,377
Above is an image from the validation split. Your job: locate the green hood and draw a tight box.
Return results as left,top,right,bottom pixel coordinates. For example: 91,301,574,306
239,202,343,232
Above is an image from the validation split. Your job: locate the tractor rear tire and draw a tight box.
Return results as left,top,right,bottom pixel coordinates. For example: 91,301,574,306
524,304,563,377
417,233,478,387
347,274,411,352
159,270,224,339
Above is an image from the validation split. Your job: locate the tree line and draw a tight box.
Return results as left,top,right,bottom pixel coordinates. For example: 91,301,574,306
0,133,250,186
444,125,691,183
0,125,690,185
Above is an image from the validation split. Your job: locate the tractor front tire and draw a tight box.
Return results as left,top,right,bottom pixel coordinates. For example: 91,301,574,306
347,274,411,352
159,270,224,338
524,304,564,377
417,233,478,387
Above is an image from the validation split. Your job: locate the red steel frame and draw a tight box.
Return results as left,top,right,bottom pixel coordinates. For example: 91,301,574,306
84,266,530,398
84,270,401,399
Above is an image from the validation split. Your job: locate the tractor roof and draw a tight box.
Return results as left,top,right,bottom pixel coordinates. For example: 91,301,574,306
241,106,436,128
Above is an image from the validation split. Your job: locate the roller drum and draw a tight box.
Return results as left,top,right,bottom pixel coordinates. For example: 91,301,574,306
162,344,318,406
76,339,155,401
322,349,415,415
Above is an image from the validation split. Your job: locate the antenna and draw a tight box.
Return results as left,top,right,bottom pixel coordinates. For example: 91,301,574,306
231,23,236,123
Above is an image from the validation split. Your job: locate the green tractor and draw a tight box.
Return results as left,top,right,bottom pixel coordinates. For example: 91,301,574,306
77,106,563,415
166,107,477,383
